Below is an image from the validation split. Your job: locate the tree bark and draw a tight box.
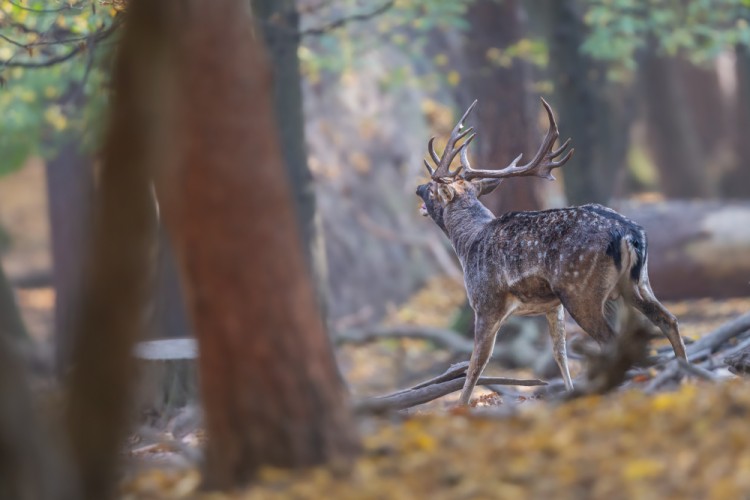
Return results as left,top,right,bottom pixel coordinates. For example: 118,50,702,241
135,227,195,421
727,43,750,198
64,2,160,497
45,136,93,374
0,263,28,342
250,0,329,311
533,0,633,205
155,0,359,488
676,59,727,159
153,227,191,341
640,47,712,198
460,0,543,214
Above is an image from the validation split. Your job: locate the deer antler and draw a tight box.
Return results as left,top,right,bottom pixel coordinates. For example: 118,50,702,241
460,98,574,181
424,100,478,181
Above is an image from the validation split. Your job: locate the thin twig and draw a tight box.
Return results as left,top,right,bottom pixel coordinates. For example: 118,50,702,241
300,0,394,37
0,33,28,49
6,0,81,14
644,361,681,394
0,17,121,69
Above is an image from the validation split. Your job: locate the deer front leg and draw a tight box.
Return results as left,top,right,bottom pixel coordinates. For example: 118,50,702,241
546,304,573,391
458,311,506,406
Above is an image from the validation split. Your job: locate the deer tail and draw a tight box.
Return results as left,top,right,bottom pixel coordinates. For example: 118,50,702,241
607,226,647,284
627,228,647,283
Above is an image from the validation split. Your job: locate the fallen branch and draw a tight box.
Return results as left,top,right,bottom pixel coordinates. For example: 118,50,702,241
724,338,750,375
684,312,750,357
720,336,750,362
354,362,546,414
644,361,681,394
677,359,718,382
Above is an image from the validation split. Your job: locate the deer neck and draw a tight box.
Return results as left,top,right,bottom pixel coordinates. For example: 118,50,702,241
443,196,494,262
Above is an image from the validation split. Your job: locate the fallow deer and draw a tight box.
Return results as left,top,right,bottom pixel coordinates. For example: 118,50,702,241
416,99,688,405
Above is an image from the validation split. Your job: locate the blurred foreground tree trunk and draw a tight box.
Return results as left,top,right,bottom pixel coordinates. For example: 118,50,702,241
640,47,712,198
156,0,358,489
0,334,49,500
46,134,93,374
460,0,543,214
64,2,160,497
250,0,328,310
533,0,632,205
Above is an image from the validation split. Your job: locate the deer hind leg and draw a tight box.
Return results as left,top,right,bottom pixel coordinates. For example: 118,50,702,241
558,289,617,347
631,281,688,361
546,304,574,391
458,310,507,406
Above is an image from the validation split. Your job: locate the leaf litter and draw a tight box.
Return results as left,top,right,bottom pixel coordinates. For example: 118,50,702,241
122,279,750,498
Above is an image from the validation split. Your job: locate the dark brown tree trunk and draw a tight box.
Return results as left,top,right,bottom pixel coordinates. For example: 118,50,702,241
0,263,28,342
676,60,727,158
461,0,543,214
727,43,750,198
153,227,191,340
45,136,93,374
532,0,633,205
135,227,195,420
250,0,329,312
64,1,160,497
640,47,712,198
155,0,358,489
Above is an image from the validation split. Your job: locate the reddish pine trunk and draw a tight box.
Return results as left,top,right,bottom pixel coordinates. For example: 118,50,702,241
155,0,359,488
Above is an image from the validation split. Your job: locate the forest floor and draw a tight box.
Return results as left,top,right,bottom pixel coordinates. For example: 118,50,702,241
122,278,750,499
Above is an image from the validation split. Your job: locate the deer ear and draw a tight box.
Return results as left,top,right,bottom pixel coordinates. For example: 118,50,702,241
473,178,504,196
437,184,455,205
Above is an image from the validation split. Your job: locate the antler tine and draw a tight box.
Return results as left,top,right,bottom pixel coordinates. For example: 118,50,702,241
423,158,435,176
430,100,478,181
459,133,477,170
427,137,441,165
461,98,574,181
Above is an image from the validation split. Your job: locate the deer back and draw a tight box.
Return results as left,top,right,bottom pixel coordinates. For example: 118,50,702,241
450,202,646,312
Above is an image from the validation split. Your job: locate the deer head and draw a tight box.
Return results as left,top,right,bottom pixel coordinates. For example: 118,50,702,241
416,98,574,222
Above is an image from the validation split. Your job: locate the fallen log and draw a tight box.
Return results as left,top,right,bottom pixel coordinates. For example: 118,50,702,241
617,200,750,300
656,312,750,362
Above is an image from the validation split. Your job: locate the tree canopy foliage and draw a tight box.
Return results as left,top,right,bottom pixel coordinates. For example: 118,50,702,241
5,0,750,176
583,0,750,70
0,0,121,173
